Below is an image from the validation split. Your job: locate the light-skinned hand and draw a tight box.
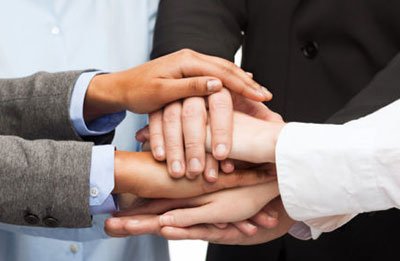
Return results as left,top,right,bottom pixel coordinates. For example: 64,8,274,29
136,88,280,181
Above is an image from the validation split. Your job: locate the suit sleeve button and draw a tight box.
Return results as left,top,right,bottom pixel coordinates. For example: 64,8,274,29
43,216,59,227
24,213,39,225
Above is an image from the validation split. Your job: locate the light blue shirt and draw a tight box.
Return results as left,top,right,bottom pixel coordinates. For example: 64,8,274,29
0,1,169,261
70,70,124,215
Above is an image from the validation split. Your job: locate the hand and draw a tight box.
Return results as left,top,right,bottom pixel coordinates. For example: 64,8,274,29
104,184,293,245
83,49,271,122
112,181,279,227
112,151,277,199
159,198,295,245
205,111,286,163
137,88,280,180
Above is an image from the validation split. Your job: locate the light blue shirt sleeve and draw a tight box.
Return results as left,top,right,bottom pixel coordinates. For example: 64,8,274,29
70,71,125,215
89,145,118,215
70,71,127,136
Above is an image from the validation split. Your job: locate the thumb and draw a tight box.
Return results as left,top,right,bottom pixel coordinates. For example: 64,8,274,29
157,77,222,105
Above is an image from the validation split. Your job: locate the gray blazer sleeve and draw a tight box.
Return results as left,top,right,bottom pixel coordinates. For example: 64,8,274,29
0,71,113,228
0,71,84,140
0,136,93,228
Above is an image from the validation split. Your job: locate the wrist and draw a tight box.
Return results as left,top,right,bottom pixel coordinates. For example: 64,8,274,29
113,150,131,194
256,121,286,163
84,73,125,122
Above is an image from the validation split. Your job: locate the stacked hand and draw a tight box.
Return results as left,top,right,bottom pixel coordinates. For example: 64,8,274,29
83,49,294,245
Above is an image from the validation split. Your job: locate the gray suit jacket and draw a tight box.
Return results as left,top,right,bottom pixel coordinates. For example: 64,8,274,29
0,71,114,228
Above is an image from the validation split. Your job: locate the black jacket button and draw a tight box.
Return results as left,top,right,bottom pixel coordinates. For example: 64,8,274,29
301,41,319,59
24,213,39,225
43,216,59,227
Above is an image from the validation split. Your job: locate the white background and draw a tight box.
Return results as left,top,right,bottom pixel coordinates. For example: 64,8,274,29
169,49,243,261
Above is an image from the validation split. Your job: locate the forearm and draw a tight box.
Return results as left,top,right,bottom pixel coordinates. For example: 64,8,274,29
0,71,84,140
83,73,126,122
277,99,400,221
0,135,93,228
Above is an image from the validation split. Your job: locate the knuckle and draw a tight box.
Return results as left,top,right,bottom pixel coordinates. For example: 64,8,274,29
182,102,206,120
210,99,231,112
163,109,181,124
219,63,236,77
187,78,203,93
211,127,230,138
184,140,203,151
179,48,195,59
149,132,163,142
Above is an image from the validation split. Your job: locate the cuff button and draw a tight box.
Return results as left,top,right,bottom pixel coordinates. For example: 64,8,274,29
24,213,39,225
43,216,59,227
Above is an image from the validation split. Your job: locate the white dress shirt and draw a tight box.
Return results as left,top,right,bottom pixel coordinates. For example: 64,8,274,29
277,98,400,239
0,1,169,261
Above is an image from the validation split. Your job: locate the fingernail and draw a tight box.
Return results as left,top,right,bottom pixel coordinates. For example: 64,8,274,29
208,169,218,180
247,222,257,230
189,158,202,172
246,72,253,78
256,90,265,98
207,79,222,92
107,218,120,226
266,210,279,219
127,220,140,226
171,161,182,174
262,87,272,98
159,215,175,226
215,144,227,158
155,146,165,158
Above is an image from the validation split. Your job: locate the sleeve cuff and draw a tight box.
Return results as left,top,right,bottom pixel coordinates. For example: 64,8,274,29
276,122,381,220
89,145,117,215
70,71,126,136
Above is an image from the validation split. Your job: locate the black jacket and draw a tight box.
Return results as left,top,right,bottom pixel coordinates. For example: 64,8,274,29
152,1,400,260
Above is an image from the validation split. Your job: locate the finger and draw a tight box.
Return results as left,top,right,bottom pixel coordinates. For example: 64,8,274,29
115,198,201,217
177,50,271,102
251,197,280,229
163,101,185,178
149,111,166,160
204,153,219,182
159,204,217,228
104,218,129,236
141,141,151,152
202,169,277,196
153,76,223,108
232,220,258,236
220,159,235,173
104,230,129,238
251,211,279,229
232,93,283,122
105,215,161,237
182,97,207,178
208,89,233,160
135,126,149,143
214,223,228,229
161,224,243,244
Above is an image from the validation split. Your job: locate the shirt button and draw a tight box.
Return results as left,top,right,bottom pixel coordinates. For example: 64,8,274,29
90,187,99,198
51,26,60,35
24,213,39,225
70,244,79,253
301,41,319,59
